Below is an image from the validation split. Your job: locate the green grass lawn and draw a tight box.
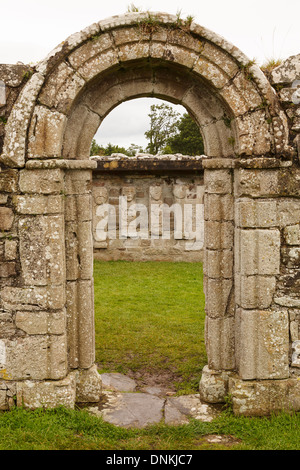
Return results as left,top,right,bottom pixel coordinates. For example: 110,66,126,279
1,406,300,450
1,260,300,450
94,260,207,394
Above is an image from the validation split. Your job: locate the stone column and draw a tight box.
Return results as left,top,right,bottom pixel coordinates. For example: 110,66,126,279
229,161,292,415
0,164,74,408
63,161,102,403
199,159,235,403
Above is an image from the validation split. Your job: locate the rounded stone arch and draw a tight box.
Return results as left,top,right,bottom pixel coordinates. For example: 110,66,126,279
1,11,291,167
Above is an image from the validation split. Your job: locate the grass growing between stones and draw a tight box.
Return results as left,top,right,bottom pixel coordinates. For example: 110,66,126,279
93,260,207,394
1,406,300,450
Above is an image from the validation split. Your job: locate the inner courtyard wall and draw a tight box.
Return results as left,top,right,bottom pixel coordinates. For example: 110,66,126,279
92,155,204,262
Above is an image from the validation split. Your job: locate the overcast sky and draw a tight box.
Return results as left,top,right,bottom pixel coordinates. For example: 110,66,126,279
1,0,299,149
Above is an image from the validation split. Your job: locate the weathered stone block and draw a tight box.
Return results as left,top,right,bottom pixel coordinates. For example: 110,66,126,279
16,310,66,335
19,215,65,286
77,279,95,369
38,61,85,114
0,336,48,380
236,275,276,309
193,56,229,89
14,195,63,215
205,221,234,250
16,310,48,334
204,249,233,279
223,72,262,115
0,381,16,410
274,296,300,308
229,376,300,416
65,220,93,281
204,169,232,194
204,193,233,221
64,170,93,195
1,285,65,311
235,110,272,155
19,169,64,194
65,194,92,222
234,169,279,198
205,316,235,370
0,311,16,337
236,228,280,276
235,198,277,228
4,239,17,260
283,224,300,245
0,262,16,278
62,104,101,159
151,41,198,69
118,41,151,62
0,170,18,193
0,389,8,411
291,340,300,368
201,41,239,77
66,280,95,370
0,332,67,381
48,334,68,380
270,54,300,84
68,32,115,70
235,309,289,380
277,199,300,226
205,278,233,318
0,207,14,231
1,72,44,168
16,372,76,409
199,366,231,404
73,48,119,82
290,321,299,343
76,365,102,403
28,106,67,158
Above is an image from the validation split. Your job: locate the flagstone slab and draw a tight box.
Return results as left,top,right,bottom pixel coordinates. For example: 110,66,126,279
100,372,137,392
165,394,221,425
97,391,165,428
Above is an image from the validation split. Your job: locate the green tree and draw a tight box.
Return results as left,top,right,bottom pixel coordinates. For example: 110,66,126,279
167,113,204,155
145,103,181,154
104,143,130,156
90,140,136,157
90,138,105,156
126,143,144,156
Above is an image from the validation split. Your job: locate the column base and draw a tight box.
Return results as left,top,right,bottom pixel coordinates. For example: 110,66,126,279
0,365,102,410
229,375,300,416
200,366,300,416
199,365,232,403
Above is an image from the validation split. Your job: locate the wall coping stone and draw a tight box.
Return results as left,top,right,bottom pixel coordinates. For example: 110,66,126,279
25,159,98,170
202,157,293,169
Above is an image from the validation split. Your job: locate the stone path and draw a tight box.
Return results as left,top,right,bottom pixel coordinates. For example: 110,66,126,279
86,373,222,428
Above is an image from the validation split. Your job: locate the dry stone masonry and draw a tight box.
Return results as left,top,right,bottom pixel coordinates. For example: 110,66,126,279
0,12,300,415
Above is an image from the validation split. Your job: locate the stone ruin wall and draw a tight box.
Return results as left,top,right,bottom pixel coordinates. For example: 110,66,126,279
0,12,300,415
92,155,204,262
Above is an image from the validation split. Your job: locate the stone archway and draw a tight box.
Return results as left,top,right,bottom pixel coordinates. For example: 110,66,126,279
1,12,299,415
